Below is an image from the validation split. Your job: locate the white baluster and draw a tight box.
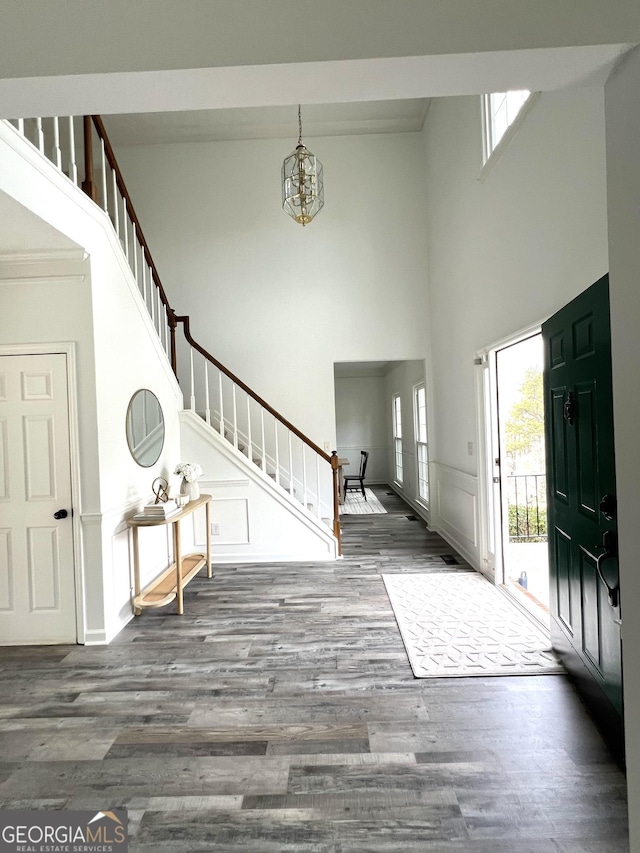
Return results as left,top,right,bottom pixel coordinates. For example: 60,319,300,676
150,277,156,326
156,288,162,337
302,445,308,509
111,168,119,237
204,361,211,425
36,117,45,154
132,223,139,283
218,372,224,437
123,198,129,260
140,261,147,306
260,409,266,472
99,137,107,212
67,116,78,185
189,349,195,411
316,455,321,518
288,433,294,496
17,118,24,135
52,117,62,170
246,395,252,461
232,385,238,448
274,420,280,485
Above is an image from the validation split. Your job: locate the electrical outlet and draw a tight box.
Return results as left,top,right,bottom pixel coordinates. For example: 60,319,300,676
211,522,220,535
467,441,474,456
324,441,330,452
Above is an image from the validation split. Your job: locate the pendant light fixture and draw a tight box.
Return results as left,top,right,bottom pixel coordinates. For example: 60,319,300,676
282,104,324,226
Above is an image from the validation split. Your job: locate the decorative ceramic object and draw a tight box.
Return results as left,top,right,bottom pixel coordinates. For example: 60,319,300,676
175,462,203,504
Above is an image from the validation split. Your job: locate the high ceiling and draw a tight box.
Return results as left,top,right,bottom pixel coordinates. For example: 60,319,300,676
103,99,430,146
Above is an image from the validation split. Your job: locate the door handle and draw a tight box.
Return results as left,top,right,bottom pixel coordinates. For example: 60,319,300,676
593,529,619,608
53,509,68,520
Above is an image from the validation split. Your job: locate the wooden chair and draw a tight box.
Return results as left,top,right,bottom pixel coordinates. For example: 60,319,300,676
344,451,369,500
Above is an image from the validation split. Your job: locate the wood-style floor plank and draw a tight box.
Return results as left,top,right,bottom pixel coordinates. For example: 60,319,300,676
0,486,629,851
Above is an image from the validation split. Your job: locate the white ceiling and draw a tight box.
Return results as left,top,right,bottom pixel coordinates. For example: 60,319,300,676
102,99,430,146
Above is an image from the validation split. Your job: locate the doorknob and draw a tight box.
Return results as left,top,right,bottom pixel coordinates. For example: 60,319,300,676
593,529,619,608
53,509,68,520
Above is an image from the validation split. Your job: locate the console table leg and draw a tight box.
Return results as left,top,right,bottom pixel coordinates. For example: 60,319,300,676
174,521,183,615
132,526,141,616
205,501,212,578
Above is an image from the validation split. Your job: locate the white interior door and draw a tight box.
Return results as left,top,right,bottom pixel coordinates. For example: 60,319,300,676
0,353,76,643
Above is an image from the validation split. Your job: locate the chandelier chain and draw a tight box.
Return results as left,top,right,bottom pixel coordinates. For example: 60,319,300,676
298,104,303,145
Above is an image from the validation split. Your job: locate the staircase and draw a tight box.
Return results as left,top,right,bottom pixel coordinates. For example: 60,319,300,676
5,113,342,556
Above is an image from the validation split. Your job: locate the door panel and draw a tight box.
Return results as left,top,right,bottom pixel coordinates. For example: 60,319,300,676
575,383,598,516
0,353,76,643
554,527,573,633
550,389,570,503
543,274,622,756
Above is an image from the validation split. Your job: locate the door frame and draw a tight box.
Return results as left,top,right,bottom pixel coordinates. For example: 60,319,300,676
475,320,546,587
0,342,85,643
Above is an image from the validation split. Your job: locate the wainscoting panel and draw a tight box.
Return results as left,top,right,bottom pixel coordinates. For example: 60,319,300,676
431,463,480,570
336,444,389,484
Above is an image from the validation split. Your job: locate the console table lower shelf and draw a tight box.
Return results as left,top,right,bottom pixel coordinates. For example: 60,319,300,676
128,494,212,615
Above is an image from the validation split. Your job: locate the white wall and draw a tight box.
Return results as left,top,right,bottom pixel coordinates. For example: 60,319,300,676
334,372,390,483
0,122,183,643
605,46,640,853
115,132,430,451
422,87,609,566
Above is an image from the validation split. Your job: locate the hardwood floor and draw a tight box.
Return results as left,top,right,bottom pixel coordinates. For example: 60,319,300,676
0,487,629,851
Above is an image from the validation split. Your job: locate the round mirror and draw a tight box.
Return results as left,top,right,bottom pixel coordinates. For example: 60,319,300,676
126,389,165,467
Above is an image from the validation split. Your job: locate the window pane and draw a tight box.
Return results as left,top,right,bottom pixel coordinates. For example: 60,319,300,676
486,90,531,157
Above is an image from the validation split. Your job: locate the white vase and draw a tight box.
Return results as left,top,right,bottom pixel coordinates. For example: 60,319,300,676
180,478,200,502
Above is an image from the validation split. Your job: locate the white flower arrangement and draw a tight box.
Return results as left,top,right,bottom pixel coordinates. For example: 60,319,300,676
174,462,203,483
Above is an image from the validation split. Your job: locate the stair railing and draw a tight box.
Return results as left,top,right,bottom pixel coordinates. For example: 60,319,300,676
171,314,342,549
4,113,342,553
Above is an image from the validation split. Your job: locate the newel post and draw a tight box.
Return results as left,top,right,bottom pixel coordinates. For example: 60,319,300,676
81,116,99,202
331,451,342,556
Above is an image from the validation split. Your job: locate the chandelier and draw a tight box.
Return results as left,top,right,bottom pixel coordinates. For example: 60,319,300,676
281,105,324,226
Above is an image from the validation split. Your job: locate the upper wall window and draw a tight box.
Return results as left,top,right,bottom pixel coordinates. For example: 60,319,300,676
483,90,531,161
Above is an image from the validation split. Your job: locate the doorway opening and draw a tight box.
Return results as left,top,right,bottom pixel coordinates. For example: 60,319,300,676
495,333,550,627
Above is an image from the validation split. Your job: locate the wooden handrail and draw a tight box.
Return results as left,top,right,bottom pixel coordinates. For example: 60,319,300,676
88,115,173,314
173,314,332,464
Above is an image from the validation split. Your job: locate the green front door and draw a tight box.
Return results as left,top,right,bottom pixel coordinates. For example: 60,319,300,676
542,275,622,747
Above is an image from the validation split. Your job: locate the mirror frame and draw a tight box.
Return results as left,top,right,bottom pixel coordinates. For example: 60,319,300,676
125,389,165,468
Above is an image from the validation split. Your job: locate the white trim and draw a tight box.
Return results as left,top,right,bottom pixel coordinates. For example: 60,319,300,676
83,628,108,646
0,275,86,286
0,341,85,644
0,249,87,265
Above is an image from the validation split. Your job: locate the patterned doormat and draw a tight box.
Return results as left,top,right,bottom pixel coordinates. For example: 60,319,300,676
339,488,387,515
383,571,564,677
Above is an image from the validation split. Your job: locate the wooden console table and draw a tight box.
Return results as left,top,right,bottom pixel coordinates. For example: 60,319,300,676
128,494,212,615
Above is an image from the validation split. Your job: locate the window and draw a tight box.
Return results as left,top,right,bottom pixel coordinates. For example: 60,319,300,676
392,394,403,484
414,384,429,503
483,90,531,160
